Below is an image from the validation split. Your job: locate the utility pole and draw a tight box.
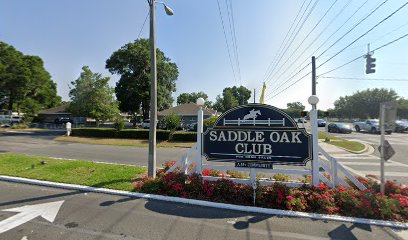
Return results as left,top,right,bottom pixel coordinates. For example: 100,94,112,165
310,56,319,186
253,89,256,104
148,0,157,178
312,56,316,95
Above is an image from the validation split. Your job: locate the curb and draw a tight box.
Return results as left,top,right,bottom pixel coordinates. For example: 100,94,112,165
1,175,407,229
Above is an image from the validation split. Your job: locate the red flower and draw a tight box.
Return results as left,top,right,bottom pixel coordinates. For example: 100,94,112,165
286,196,293,202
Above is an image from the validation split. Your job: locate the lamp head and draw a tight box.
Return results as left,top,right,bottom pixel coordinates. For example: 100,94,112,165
164,5,174,15
196,98,205,106
308,95,319,105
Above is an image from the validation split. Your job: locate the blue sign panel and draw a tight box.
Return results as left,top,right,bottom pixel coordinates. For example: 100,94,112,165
202,104,312,166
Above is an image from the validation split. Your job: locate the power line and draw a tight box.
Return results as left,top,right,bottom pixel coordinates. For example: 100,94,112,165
266,30,408,100
260,0,308,86
265,71,312,101
264,0,319,86
226,0,243,85
317,1,408,69
265,0,342,94
318,32,408,76
316,0,390,60
319,76,408,81
216,0,237,84
137,11,149,39
264,0,392,100
270,0,370,91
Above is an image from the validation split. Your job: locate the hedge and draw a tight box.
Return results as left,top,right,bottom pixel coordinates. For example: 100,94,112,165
171,132,197,142
71,128,171,140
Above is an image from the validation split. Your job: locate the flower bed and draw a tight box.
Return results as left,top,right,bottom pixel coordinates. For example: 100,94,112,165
133,162,408,222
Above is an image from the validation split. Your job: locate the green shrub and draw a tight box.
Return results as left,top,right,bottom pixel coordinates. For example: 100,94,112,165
72,128,117,138
171,132,197,141
161,113,181,131
71,128,171,140
113,115,125,131
11,123,28,129
273,173,290,182
203,116,218,130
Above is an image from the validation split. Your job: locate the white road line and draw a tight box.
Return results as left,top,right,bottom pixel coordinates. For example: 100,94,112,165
335,155,378,160
341,162,404,167
359,171,408,177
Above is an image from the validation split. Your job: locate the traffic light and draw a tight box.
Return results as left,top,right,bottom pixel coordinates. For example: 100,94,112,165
365,54,376,74
300,111,307,117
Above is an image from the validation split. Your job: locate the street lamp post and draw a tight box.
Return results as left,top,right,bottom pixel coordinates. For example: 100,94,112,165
147,0,174,178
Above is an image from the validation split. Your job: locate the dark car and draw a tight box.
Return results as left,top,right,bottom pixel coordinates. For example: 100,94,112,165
54,117,72,124
327,123,352,133
395,120,408,133
317,119,326,127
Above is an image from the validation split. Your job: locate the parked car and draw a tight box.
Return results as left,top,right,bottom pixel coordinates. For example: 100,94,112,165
317,119,326,127
54,117,72,124
189,122,197,131
297,118,307,123
394,120,408,133
142,119,150,129
327,123,352,133
0,115,12,127
354,119,392,134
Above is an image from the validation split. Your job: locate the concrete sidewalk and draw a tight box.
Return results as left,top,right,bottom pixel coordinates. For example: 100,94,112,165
319,141,351,155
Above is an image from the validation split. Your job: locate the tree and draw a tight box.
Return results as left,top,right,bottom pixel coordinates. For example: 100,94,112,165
69,66,119,123
106,39,179,119
0,42,61,114
223,86,251,105
285,102,305,118
333,88,399,119
212,86,251,112
398,98,408,119
160,113,181,131
177,92,208,105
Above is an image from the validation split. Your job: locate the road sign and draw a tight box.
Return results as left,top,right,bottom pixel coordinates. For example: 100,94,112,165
202,104,312,166
380,101,398,130
378,140,395,161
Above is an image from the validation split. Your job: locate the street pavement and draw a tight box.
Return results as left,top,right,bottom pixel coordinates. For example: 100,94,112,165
328,131,408,185
1,129,407,184
0,181,400,240
0,130,186,167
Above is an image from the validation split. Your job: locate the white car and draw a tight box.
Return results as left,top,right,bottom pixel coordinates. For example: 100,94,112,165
142,119,150,129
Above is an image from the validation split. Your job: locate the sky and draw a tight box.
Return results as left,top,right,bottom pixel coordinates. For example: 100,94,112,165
1,0,408,110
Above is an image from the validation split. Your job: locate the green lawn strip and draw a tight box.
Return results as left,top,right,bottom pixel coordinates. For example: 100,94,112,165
328,140,365,152
0,154,146,191
55,136,194,148
319,132,365,152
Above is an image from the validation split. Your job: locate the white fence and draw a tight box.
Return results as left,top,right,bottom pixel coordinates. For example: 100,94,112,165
223,118,285,126
166,105,366,191
166,143,366,190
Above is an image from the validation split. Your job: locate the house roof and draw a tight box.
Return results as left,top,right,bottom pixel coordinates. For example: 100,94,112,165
38,104,70,114
158,103,218,116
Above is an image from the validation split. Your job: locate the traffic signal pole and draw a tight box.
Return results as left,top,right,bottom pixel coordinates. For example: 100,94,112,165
380,104,385,194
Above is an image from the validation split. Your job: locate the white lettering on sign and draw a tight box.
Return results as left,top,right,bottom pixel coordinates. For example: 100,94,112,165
235,143,273,155
209,130,303,155
291,132,302,143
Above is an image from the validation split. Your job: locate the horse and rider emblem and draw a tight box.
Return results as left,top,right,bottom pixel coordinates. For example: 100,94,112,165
222,108,286,127
243,109,261,120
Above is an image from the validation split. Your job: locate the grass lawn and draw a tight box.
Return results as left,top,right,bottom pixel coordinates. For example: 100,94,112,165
0,154,146,191
55,136,195,148
318,132,365,152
